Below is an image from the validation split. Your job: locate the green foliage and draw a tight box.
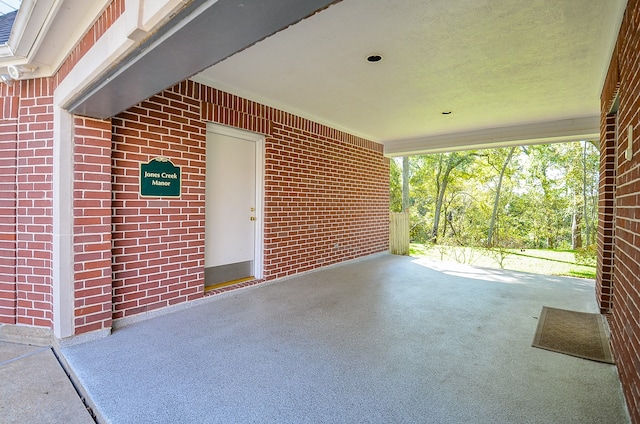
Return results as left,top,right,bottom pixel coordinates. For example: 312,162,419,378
390,142,599,253
389,157,403,212
486,246,513,269
574,244,597,267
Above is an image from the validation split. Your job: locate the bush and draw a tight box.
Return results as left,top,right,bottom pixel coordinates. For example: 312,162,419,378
574,244,597,267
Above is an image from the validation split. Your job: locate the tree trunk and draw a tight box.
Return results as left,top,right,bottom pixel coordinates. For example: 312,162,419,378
572,212,583,249
581,141,591,246
487,146,515,247
402,156,410,212
431,168,451,243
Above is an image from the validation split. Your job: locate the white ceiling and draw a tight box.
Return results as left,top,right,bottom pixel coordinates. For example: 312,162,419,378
193,0,626,156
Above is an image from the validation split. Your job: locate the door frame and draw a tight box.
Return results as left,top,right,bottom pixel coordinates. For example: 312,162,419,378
205,122,265,281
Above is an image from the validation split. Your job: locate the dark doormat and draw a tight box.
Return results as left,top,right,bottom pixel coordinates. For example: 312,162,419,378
532,306,615,364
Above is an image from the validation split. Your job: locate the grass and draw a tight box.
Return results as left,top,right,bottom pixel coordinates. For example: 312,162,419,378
409,243,597,279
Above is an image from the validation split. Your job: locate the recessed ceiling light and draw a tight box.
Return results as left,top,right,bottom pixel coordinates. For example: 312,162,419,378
366,54,383,63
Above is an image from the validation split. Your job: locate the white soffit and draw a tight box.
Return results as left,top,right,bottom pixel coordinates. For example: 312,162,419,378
0,0,110,76
194,0,627,155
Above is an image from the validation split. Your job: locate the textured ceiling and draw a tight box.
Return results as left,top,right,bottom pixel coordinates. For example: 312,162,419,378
193,0,626,155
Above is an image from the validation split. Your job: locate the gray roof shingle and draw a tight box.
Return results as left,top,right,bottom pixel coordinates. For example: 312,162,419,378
0,11,17,45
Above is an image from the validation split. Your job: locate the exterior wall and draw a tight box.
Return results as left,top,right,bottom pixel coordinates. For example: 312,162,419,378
202,85,390,279
111,84,206,319
0,86,19,324
600,0,640,421
0,79,56,329
14,79,55,329
110,80,389,318
73,117,113,334
0,0,126,335
596,114,616,313
0,0,388,336
62,0,124,336
263,119,389,278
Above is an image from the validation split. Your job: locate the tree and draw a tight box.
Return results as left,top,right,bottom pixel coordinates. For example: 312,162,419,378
389,158,403,212
522,144,570,248
387,141,599,251
430,152,478,243
402,156,410,211
487,146,516,247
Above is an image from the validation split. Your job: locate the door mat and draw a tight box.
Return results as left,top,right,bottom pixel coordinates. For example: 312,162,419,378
532,306,614,364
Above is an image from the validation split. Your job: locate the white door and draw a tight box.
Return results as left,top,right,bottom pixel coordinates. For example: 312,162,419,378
205,125,262,286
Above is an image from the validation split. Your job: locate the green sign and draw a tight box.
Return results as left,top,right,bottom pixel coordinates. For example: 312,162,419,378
140,157,181,197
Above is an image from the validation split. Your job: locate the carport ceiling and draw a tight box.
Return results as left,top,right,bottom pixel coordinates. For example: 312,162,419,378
192,0,626,156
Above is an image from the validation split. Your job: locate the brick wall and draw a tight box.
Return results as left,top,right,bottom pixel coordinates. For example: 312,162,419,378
73,117,113,334
110,80,389,318
200,84,389,280
600,0,640,421
0,0,124,334
111,83,206,319
596,114,616,313
15,79,56,328
263,123,389,279
0,86,19,324
2,95,117,335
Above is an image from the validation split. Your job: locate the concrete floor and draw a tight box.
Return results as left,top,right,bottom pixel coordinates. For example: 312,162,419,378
62,254,630,423
0,341,94,423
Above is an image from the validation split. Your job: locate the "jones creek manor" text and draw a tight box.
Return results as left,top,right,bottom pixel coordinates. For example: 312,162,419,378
144,171,178,186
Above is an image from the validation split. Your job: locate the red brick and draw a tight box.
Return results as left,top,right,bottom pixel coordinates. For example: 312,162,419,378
599,1,640,421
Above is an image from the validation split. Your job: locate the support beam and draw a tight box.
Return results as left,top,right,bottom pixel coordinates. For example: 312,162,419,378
383,115,600,157
67,0,338,119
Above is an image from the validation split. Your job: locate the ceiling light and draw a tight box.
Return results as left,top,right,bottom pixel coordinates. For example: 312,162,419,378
366,54,383,63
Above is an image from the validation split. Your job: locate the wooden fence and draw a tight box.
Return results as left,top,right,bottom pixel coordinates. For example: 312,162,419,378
389,212,410,255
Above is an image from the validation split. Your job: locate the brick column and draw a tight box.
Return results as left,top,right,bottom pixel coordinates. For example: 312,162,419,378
596,114,616,313
72,117,113,335
0,93,19,324
15,81,55,328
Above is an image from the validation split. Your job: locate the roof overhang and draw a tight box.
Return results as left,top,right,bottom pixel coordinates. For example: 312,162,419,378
66,0,339,119
0,0,111,77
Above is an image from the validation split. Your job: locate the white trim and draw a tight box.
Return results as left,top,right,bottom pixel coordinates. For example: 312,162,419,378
383,115,600,157
54,328,111,348
254,135,265,280
205,123,265,281
54,0,194,108
55,9,138,108
52,2,145,338
47,0,113,75
599,0,628,92
52,106,74,339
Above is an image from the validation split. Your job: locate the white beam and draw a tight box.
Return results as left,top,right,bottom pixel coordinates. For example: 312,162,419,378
383,115,600,157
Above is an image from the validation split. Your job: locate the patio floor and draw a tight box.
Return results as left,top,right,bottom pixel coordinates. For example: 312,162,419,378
61,253,629,423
